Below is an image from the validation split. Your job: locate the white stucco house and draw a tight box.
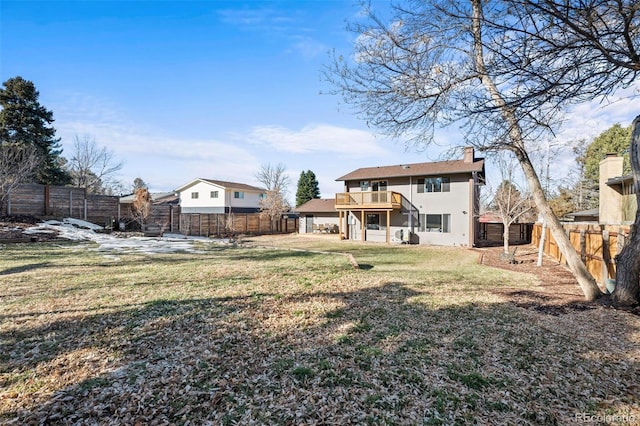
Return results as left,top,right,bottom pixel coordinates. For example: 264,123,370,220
175,178,266,214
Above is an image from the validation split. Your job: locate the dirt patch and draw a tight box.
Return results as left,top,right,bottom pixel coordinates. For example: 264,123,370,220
476,244,604,315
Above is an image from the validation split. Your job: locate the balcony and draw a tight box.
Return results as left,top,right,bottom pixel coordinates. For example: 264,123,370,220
334,191,402,210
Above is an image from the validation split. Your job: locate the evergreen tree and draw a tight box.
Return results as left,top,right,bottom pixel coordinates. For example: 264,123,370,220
295,170,320,207
0,76,71,185
578,123,632,184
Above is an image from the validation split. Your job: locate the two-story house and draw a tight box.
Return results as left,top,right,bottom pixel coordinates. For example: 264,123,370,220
334,147,485,246
175,178,266,214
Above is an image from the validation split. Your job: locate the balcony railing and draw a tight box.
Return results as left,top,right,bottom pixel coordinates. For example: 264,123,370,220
334,191,402,210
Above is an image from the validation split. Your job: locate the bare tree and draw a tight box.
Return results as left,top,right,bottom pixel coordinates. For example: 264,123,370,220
495,0,639,103
325,0,603,300
492,0,639,305
490,154,536,257
256,163,291,230
0,143,39,215
67,135,123,194
132,187,152,231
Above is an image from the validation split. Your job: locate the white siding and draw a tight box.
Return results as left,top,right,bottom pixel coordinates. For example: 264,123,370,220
227,190,263,210
178,180,264,213
179,181,226,210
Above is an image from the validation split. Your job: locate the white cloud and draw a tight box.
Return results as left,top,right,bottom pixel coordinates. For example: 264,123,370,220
247,123,390,156
557,82,640,145
287,36,327,59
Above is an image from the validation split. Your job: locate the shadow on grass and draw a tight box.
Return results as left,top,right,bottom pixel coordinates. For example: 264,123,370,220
0,262,51,276
3,279,640,425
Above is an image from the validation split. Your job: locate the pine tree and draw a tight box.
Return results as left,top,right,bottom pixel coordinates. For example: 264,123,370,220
0,76,71,185
295,170,320,207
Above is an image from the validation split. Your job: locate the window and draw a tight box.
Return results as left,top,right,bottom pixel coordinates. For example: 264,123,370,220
259,193,266,200
191,192,199,199
210,191,219,198
417,177,450,193
372,181,387,191
419,213,451,233
234,191,244,199
366,213,380,230
360,181,370,191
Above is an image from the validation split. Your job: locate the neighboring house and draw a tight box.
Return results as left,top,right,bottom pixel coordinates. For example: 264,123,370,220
295,198,340,234
175,178,266,214
562,153,635,225
334,147,485,246
599,154,637,224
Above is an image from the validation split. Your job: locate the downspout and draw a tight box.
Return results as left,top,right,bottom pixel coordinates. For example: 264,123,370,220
409,176,413,232
470,172,476,247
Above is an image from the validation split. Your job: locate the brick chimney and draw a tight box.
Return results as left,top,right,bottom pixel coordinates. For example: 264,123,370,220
463,147,474,163
599,154,624,224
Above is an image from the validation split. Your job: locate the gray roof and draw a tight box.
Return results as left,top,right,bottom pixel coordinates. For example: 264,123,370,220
606,174,634,186
565,208,599,218
175,178,265,193
294,198,336,213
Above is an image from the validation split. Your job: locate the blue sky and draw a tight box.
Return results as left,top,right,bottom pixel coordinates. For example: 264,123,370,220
2,1,638,199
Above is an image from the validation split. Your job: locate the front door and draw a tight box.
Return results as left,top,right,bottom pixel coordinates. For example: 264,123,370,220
306,215,314,233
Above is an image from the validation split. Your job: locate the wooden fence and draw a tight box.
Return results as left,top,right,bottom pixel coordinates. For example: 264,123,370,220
6,184,120,227
118,203,181,233
4,184,299,237
532,222,631,284
179,213,298,237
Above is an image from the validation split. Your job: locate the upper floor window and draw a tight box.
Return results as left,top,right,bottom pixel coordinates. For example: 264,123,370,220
191,192,199,199
210,191,219,198
372,181,387,191
360,181,369,191
234,191,244,199
417,177,450,193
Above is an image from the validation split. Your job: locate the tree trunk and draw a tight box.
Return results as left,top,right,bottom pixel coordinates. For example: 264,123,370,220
517,150,604,301
612,115,640,306
503,221,510,255
470,0,602,301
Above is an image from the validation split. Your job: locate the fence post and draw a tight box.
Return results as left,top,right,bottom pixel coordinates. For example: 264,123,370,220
537,221,547,266
44,185,50,216
602,229,611,282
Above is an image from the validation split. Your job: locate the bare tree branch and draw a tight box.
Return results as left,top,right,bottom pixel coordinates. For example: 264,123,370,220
0,143,39,215
67,135,123,194
256,163,291,227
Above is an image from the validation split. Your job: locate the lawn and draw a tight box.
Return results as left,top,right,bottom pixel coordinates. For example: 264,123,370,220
1,235,639,425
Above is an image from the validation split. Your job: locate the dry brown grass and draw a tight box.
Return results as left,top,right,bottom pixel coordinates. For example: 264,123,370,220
1,235,639,425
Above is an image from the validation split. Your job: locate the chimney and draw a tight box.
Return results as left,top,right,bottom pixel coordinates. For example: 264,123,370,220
599,154,624,224
463,147,474,163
